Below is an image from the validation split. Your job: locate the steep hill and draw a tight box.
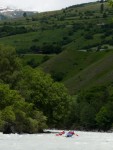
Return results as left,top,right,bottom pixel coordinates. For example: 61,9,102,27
0,1,113,94
64,50,113,94
41,48,113,94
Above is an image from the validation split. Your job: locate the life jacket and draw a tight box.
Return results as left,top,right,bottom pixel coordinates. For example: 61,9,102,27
66,131,74,137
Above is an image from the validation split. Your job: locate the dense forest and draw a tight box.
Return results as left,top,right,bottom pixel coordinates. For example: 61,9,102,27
0,1,113,133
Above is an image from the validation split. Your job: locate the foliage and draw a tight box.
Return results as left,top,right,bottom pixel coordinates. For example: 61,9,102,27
0,83,47,133
108,0,113,7
0,45,21,83
96,101,113,131
0,1,113,132
68,85,113,131
14,67,71,127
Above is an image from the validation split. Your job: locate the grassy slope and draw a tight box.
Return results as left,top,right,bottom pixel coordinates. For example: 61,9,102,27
41,49,107,79
64,51,113,94
39,2,113,94
0,2,112,52
0,1,113,94
21,54,55,66
41,47,113,94
0,30,63,51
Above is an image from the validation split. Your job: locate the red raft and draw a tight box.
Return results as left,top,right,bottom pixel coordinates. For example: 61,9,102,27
56,131,65,136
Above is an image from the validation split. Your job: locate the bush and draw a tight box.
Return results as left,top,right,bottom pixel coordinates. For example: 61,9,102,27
0,83,47,133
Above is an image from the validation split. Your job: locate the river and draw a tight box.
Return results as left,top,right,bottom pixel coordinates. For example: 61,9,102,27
0,130,113,150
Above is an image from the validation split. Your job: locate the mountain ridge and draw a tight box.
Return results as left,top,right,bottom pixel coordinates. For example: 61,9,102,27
0,6,36,20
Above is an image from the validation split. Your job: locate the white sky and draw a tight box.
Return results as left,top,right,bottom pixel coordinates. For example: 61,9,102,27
0,0,97,12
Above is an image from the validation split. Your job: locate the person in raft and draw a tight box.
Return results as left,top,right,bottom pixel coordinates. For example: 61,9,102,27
66,131,74,137
66,131,78,137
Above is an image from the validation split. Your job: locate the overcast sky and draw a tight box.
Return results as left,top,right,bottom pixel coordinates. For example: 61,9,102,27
0,0,97,12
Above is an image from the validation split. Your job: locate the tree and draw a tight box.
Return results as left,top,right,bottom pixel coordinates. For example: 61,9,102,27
23,12,27,18
96,102,113,131
0,83,47,133
0,45,21,84
0,84,23,109
80,104,96,129
108,0,113,7
68,86,110,130
100,3,104,13
2,106,16,123
15,67,71,127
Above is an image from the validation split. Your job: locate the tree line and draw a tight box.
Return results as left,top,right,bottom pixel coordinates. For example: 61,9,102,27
0,45,70,133
0,45,113,133
68,85,113,131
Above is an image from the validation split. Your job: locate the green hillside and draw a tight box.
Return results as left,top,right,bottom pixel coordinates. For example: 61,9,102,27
0,1,113,94
41,49,108,81
64,50,113,94
0,1,112,54
41,47,113,94
1,1,113,131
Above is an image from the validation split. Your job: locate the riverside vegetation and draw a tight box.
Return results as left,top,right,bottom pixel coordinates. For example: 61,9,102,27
0,1,113,133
